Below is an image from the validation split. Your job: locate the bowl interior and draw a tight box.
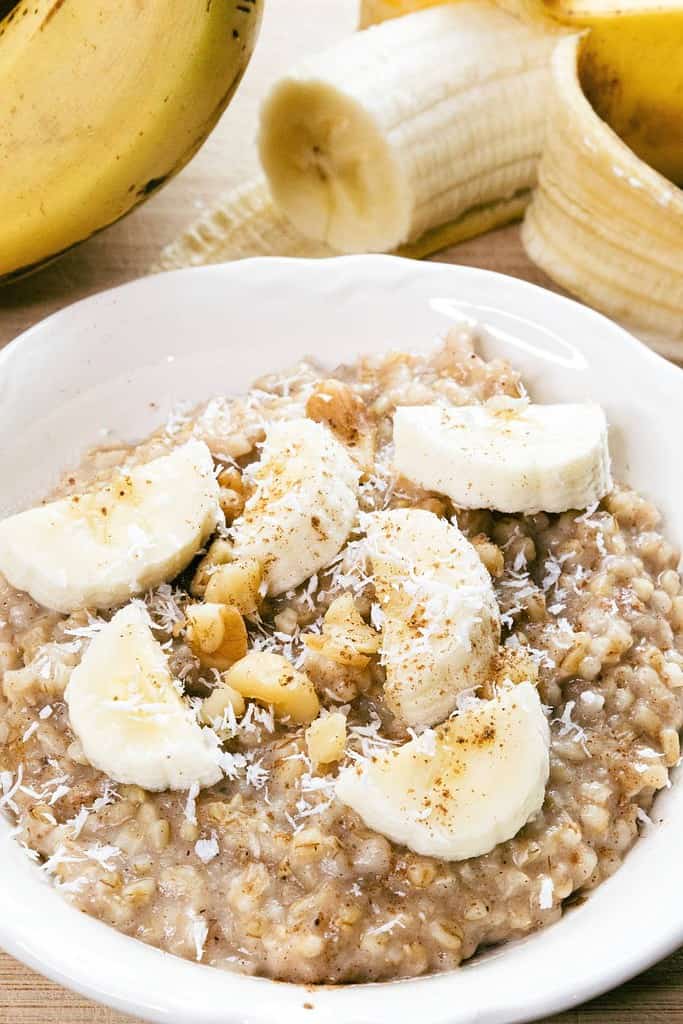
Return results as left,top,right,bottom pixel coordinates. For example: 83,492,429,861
1,255,682,1024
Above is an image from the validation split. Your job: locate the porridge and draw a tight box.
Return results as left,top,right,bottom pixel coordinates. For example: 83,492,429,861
0,329,681,984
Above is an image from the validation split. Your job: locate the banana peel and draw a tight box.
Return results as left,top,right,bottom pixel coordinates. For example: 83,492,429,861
522,32,683,355
362,0,683,187
0,0,262,282
154,178,337,272
156,177,531,271
545,1,683,185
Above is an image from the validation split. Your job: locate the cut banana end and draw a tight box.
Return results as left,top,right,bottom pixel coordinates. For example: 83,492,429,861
231,419,360,596
522,33,683,356
365,509,500,729
153,178,337,273
65,604,223,792
0,441,220,614
258,3,560,254
393,399,612,514
336,682,550,860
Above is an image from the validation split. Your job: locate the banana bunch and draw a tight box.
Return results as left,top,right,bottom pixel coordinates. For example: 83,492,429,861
0,0,262,281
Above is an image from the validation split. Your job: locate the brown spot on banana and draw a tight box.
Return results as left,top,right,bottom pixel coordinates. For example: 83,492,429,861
137,176,169,197
40,0,66,28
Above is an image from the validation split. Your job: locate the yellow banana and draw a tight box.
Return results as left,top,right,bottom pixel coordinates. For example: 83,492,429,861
0,0,262,281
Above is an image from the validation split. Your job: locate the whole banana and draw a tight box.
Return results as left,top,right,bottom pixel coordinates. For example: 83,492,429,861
0,0,262,281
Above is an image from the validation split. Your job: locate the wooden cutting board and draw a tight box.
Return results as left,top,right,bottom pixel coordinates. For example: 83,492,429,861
0,1,681,1021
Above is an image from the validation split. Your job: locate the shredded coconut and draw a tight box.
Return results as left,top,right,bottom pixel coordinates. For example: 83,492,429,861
195,833,220,864
190,914,209,962
184,782,200,826
21,722,39,743
538,875,554,909
553,701,590,755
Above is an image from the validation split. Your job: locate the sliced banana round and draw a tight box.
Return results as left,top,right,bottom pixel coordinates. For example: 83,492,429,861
258,3,558,253
65,603,223,792
365,509,500,729
0,440,220,614
231,418,360,596
336,682,550,860
393,399,612,514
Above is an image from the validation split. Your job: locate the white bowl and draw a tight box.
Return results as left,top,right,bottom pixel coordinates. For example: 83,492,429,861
1,255,682,1024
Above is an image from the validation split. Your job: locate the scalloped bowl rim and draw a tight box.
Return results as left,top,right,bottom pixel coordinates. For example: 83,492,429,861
0,255,682,1024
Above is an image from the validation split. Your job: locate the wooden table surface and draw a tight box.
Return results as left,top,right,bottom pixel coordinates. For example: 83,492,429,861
0,1,681,1021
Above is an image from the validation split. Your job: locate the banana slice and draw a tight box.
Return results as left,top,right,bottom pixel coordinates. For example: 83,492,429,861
393,399,612,514
336,682,549,860
0,441,220,613
365,509,500,728
258,3,559,253
65,603,223,792
231,419,360,596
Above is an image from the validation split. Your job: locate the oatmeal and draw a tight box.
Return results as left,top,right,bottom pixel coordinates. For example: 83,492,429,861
0,328,681,984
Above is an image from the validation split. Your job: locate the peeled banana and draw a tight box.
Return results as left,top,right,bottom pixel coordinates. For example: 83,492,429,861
0,0,262,281
522,33,683,356
156,0,554,270
257,3,559,254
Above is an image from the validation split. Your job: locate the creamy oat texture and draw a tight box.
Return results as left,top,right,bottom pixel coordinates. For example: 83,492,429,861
1,330,682,983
